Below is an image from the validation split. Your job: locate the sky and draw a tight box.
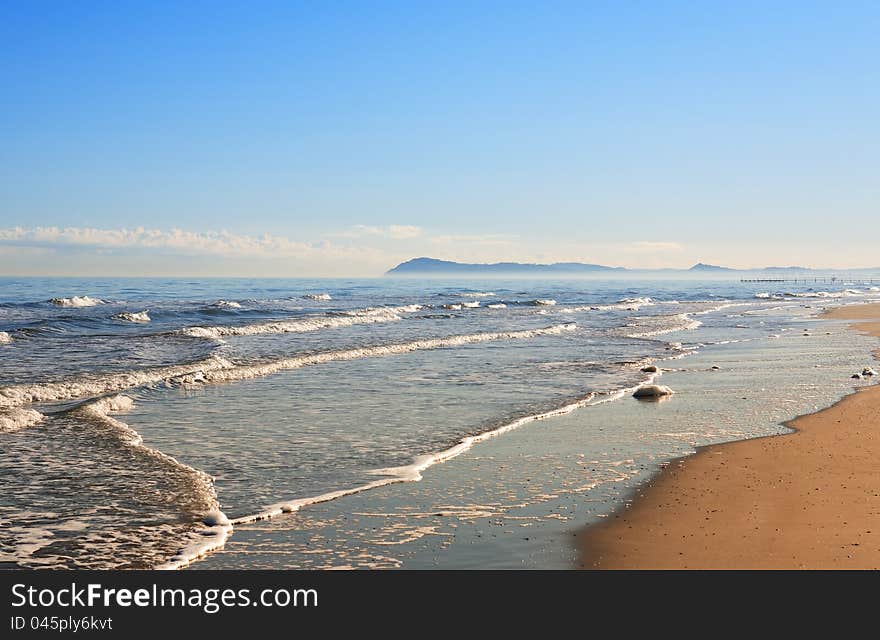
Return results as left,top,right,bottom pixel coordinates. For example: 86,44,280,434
2,1,879,276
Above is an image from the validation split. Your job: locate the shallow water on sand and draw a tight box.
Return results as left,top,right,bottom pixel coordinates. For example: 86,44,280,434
1,276,878,568
195,316,878,569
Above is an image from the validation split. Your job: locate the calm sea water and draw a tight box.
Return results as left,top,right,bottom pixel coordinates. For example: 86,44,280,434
1,276,878,568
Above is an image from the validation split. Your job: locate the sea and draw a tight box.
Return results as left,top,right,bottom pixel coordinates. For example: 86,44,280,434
1,276,878,569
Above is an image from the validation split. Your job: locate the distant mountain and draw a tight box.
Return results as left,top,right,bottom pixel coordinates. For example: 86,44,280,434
385,257,880,277
688,263,735,272
385,257,625,276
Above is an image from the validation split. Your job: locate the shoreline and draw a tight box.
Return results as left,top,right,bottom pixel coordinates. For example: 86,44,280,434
577,303,880,569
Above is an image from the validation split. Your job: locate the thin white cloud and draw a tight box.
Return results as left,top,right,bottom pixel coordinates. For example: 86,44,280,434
337,224,423,240
0,226,342,258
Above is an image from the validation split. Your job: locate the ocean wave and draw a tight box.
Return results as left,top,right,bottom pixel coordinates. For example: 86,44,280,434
754,292,779,299
210,300,242,309
621,313,703,338
0,324,575,411
457,292,495,298
0,331,11,344
531,299,557,306
597,297,654,311
0,354,235,410
113,311,151,323
559,297,656,313
790,290,863,298
180,305,420,339
49,296,105,307
197,323,578,386
302,293,332,301
461,301,480,308
756,290,865,300
337,304,422,317
67,395,230,571
0,408,45,433
487,303,507,309
31,324,578,567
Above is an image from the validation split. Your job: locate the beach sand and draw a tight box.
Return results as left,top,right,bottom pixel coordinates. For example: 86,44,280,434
578,303,880,569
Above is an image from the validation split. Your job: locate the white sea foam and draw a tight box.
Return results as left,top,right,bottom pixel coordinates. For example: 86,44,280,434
618,301,745,339
458,292,495,298
758,290,866,300
561,297,656,313
65,394,231,570
211,300,242,309
461,301,480,308
442,304,462,310
626,297,655,305
557,305,594,314
50,296,104,307
598,297,654,311
113,311,151,323
623,313,703,338
156,519,233,570
487,303,507,309
337,304,422,316
0,331,11,344
531,299,557,306
73,395,142,444
180,306,417,339
0,408,45,432
199,324,578,386
303,293,332,301
0,354,235,410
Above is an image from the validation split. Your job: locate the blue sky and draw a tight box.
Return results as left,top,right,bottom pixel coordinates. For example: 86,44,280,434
2,1,878,275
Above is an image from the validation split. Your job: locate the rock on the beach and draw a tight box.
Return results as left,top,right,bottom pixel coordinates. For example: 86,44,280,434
640,365,659,373
852,374,863,379
633,384,674,399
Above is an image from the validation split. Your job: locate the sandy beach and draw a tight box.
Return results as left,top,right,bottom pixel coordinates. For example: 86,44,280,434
578,303,880,569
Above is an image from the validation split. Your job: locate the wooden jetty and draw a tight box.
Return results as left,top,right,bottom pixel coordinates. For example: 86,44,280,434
740,277,879,284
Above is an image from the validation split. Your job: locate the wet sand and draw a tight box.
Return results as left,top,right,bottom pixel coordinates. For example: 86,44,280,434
578,303,880,569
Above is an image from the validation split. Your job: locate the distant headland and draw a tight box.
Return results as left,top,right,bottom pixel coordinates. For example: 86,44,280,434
385,257,878,278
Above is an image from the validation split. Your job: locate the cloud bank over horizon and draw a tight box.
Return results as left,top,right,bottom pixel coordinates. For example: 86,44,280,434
0,225,873,276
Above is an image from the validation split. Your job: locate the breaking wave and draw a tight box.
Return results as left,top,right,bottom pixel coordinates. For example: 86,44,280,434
113,311,151,323
0,408,45,433
210,300,242,309
180,305,422,339
197,323,578,386
50,296,105,307
0,355,236,410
